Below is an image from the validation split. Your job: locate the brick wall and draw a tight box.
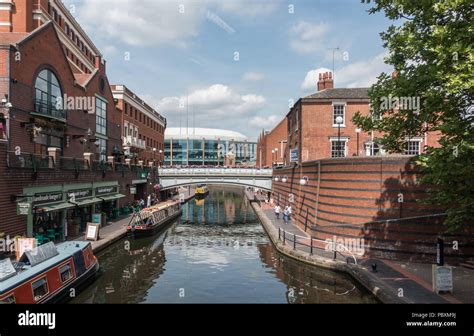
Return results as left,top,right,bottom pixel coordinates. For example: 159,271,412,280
256,117,288,167
272,156,474,263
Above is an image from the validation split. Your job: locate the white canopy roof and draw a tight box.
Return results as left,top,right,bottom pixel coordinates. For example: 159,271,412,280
165,127,249,142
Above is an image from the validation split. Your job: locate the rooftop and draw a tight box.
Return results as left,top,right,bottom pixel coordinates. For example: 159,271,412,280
303,88,370,100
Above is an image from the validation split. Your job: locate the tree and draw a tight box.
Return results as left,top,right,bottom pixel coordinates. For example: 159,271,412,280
354,0,474,231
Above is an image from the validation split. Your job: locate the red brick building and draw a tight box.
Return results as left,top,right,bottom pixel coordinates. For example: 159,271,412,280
111,85,166,166
0,1,159,241
256,118,288,168
285,72,440,164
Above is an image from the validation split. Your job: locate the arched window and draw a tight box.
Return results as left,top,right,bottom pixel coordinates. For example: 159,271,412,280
34,69,64,120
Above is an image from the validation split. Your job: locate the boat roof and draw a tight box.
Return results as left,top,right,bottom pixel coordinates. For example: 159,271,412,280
0,241,91,294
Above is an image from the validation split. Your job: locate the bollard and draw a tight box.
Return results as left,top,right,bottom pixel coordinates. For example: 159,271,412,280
310,238,313,255
278,228,281,241
293,234,296,250
283,231,286,245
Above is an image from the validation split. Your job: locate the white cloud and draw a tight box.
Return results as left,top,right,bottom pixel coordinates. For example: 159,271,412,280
336,52,392,87
289,21,330,54
156,84,266,128
301,53,392,90
242,72,265,82
301,67,333,90
70,0,279,47
249,115,281,129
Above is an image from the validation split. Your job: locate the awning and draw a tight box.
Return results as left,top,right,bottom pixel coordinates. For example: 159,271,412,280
72,198,103,207
36,202,75,213
99,194,126,202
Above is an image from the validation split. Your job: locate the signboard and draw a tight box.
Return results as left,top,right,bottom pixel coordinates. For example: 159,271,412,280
85,223,100,241
96,186,118,196
15,238,36,262
92,214,102,225
290,148,299,163
17,202,31,216
69,189,92,200
34,193,63,205
130,187,137,195
432,265,453,293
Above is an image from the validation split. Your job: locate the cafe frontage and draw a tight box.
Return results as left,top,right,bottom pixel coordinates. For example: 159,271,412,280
17,182,125,244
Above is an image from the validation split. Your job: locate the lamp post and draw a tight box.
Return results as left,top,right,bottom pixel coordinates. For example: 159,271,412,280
336,116,344,157
152,147,157,166
159,149,163,167
271,150,275,167
274,148,279,167
355,128,361,156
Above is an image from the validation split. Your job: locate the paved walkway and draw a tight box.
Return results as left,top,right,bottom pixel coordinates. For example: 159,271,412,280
257,202,473,304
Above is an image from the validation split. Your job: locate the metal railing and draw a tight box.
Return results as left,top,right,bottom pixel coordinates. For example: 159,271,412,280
60,157,89,171
159,168,273,176
92,160,113,172
277,228,359,265
6,152,54,170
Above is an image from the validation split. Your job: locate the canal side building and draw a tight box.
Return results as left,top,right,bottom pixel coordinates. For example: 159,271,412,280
0,1,160,240
256,117,288,168
164,128,257,167
267,72,472,263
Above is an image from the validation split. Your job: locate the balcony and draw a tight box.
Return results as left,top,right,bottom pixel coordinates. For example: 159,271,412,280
123,136,146,150
32,99,67,122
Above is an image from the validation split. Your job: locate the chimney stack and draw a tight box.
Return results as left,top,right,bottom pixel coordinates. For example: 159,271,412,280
317,71,334,91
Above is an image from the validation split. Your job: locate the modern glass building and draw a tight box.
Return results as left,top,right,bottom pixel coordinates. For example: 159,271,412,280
164,128,257,166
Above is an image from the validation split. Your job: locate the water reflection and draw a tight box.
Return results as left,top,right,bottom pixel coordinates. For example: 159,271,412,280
73,187,376,304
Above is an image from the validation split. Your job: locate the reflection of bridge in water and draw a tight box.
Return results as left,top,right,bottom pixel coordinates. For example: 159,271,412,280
159,168,273,191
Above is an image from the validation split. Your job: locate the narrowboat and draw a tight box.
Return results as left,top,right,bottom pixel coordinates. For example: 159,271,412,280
195,184,209,198
127,202,182,238
0,241,99,304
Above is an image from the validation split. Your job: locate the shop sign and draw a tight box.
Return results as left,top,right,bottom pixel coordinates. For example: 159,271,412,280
92,214,102,224
432,265,453,293
130,187,137,195
140,172,147,179
96,186,117,196
33,193,63,205
86,223,100,241
290,148,299,163
68,189,92,201
17,203,31,216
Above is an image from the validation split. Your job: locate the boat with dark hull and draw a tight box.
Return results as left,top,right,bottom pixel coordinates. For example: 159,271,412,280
127,202,182,238
0,241,99,304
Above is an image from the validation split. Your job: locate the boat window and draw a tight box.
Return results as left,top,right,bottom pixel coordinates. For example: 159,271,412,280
59,264,72,283
1,294,16,304
32,277,49,301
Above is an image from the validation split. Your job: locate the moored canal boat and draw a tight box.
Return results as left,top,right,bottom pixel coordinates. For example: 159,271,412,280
127,202,182,238
0,241,100,304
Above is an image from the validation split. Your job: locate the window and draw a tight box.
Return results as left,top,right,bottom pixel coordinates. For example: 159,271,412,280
331,139,347,158
34,69,63,119
405,140,421,156
32,277,49,302
95,97,107,135
59,264,73,283
98,138,107,162
333,104,346,126
366,142,382,157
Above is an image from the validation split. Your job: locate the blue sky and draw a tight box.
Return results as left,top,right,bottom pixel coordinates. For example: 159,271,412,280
64,0,393,140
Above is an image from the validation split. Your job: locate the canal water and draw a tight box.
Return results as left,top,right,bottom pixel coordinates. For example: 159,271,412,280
72,187,377,304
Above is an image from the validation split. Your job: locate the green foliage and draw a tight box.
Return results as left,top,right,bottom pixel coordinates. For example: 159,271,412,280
355,0,474,230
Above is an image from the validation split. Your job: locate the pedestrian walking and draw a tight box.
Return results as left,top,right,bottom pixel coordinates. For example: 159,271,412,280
274,205,281,220
287,205,292,221
283,207,290,225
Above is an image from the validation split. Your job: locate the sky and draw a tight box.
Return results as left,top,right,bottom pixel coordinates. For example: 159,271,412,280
63,0,394,141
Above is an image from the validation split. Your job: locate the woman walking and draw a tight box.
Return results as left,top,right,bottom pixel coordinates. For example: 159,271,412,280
274,205,281,220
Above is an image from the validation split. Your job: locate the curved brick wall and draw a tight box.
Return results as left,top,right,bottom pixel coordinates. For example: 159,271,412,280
272,156,474,263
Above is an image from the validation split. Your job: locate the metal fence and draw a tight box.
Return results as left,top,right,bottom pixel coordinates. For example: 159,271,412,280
6,152,53,170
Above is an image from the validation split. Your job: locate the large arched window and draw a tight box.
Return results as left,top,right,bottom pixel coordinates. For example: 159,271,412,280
34,69,65,120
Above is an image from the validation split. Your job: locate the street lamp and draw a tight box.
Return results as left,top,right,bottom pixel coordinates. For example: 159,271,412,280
153,147,157,165
274,148,279,167
159,149,163,167
355,128,362,156
336,116,344,157
271,150,275,167
300,176,309,186
281,175,288,183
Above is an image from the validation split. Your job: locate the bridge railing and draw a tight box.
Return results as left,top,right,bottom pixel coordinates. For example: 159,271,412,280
158,168,273,176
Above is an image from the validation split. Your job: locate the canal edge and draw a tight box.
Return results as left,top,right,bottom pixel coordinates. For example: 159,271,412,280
249,202,407,304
